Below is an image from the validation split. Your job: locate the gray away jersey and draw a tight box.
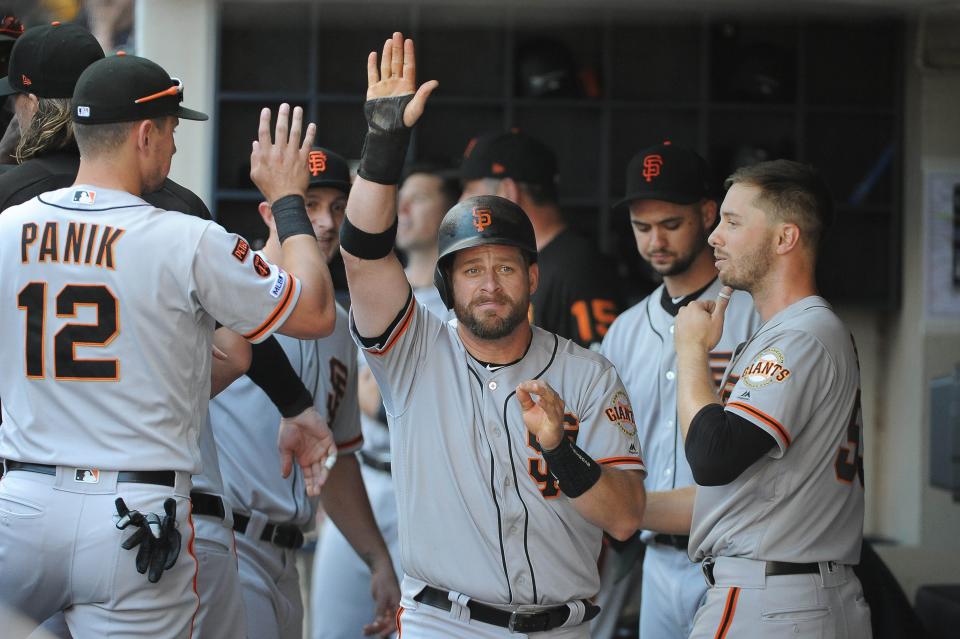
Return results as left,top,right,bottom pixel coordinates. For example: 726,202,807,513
353,293,646,606
601,280,759,543
0,186,300,472
210,303,362,527
689,296,865,565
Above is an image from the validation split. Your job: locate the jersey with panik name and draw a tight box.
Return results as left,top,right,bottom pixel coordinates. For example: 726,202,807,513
0,186,300,472
354,291,645,606
689,296,865,565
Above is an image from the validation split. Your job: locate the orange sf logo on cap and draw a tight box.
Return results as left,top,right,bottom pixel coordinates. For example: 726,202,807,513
642,154,663,183
308,150,327,176
472,207,492,232
21,74,31,86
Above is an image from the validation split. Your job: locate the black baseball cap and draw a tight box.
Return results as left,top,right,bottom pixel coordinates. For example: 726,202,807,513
0,22,104,98
615,142,713,208
460,131,558,188
71,54,208,124
307,147,351,194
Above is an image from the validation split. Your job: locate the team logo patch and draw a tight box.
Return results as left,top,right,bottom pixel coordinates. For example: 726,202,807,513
270,270,287,298
76,105,90,118
253,253,271,277
472,207,492,232
642,153,663,182
72,189,96,205
232,237,250,262
604,390,637,437
308,150,327,176
74,468,100,484
741,347,792,388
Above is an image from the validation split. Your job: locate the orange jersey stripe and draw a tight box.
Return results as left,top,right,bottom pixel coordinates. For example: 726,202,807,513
336,434,364,450
597,456,644,467
369,300,415,357
243,273,297,342
396,607,405,637
714,587,740,639
187,502,200,639
727,401,792,447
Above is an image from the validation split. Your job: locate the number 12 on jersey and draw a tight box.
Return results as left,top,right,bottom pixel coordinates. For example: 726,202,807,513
17,282,119,381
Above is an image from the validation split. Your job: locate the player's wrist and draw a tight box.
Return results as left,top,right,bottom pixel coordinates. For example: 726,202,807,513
540,437,602,499
271,194,314,244
358,94,414,185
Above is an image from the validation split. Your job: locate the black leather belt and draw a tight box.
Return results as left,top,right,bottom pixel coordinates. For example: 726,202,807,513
414,585,600,633
5,461,176,487
701,557,821,587
190,491,226,519
233,512,304,550
652,534,689,550
359,450,391,473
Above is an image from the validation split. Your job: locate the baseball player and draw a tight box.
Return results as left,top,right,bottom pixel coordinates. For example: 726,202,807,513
595,143,760,639
208,146,400,639
310,162,456,638
0,52,336,638
459,131,621,350
340,32,645,638
675,159,870,638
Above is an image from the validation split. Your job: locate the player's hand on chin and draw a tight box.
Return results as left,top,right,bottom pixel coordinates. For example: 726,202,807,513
277,406,337,496
675,285,733,353
516,379,565,451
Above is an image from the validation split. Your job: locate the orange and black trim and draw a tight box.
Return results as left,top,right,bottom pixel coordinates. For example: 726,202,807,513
336,434,364,452
367,298,416,357
243,273,298,343
395,606,404,637
597,456,645,468
713,587,740,639
726,401,791,447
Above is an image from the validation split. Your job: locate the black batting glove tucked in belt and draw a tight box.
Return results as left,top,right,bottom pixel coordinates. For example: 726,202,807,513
115,497,182,583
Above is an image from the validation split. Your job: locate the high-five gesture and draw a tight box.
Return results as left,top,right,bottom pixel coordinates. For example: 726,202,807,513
366,32,438,128
250,103,317,203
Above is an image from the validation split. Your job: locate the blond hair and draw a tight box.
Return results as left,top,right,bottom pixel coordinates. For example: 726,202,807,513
15,97,75,163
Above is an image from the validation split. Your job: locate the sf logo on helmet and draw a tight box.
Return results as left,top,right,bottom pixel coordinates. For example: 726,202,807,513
642,154,663,183
472,207,492,232
308,150,327,176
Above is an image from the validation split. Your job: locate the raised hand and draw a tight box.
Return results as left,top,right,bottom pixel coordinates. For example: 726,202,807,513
516,379,566,451
277,406,338,496
366,31,438,128
249,103,317,203
675,285,733,354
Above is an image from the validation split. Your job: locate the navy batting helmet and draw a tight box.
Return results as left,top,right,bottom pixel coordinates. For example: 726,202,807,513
433,195,538,309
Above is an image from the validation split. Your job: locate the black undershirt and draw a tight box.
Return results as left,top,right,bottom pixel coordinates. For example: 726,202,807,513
659,277,717,316
685,403,777,486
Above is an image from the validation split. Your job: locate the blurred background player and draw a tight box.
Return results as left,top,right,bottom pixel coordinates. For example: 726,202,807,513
459,130,621,350
310,161,457,638
209,146,400,639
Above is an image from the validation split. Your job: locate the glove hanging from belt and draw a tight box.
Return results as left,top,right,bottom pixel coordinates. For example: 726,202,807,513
114,497,182,583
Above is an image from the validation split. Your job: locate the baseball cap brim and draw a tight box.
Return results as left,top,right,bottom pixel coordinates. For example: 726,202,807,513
0,75,17,96
176,105,208,121
614,190,703,209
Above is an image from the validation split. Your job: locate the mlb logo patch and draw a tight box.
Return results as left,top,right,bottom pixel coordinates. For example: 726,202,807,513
72,190,96,204
76,105,90,118
270,271,287,298
74,468,100,484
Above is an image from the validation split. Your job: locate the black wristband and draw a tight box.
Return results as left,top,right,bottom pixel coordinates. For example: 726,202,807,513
340,215,398,261
541,437,602,498
247,336,315,417
358,95,414,185
272,194,314,244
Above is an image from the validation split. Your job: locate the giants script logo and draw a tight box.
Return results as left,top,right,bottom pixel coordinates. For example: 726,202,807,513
642,154,663,182
308,150,327,176
472,207,492,232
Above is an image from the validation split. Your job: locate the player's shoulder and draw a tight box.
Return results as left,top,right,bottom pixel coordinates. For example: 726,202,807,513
143,178,212,220
546,327,617,376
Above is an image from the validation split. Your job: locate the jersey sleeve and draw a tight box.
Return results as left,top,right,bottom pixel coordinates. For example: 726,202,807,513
575,364,646,475
190,224,301,344
349,290,443,416
722,329,835,458
329,340,363,455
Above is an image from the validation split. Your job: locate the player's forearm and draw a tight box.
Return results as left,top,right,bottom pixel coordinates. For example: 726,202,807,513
320,454,394,572
676,347,719,440
571,469,645,541
210,327,251,397
638,486,695,535
277,234,336,339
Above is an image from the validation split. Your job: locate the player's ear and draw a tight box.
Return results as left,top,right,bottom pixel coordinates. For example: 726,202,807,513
701,198,718,230
257,201,276,232
776,222,801,255
528,260,539,296
134,119,153,153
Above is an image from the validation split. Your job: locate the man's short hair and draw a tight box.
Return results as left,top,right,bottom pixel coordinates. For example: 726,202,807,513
724,159,834,250
74,117,169,158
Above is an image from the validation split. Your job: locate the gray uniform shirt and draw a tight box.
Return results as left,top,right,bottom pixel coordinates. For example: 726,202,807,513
601,280,758,543
210,303,362,527
689,296,865,565
354,294,646,605
0,186,300,472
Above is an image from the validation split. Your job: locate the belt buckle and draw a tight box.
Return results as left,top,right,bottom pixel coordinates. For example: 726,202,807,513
701,556,716,587
507,610,550,634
